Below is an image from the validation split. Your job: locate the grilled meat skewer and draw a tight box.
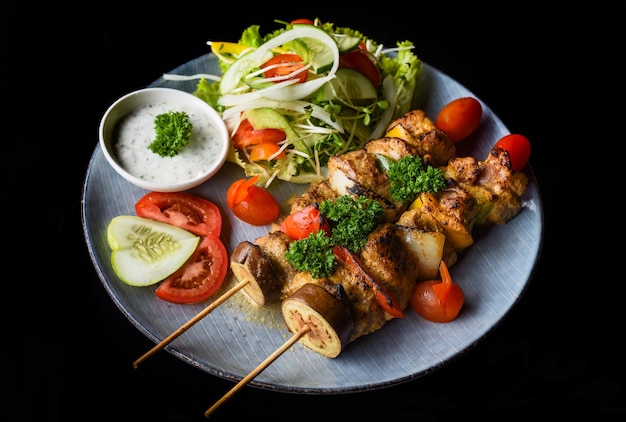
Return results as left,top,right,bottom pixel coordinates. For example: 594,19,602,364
229,108,528,357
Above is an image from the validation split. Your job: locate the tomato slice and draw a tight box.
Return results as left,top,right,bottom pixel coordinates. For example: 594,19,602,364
261,53,307,84
338,49,381,88
280,204,331,240
226,175,280,226
135,191,222,237
290,18,314,25
155,234,228,304
232,118,286,150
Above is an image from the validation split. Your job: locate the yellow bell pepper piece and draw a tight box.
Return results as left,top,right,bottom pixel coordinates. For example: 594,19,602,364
385,123,412,141
209,42,254,63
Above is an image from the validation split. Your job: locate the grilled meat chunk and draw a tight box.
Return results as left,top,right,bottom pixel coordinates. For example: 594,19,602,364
385,109,455,167
442,148,528,225
289,180,339,215
364,137,417,161
398,183,477,252
358,223,418,313
327,149,406,222
328,149,389,197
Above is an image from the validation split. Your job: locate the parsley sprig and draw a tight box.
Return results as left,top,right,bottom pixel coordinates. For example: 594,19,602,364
284,195,384,278
388,155,446,203
149,110,193,157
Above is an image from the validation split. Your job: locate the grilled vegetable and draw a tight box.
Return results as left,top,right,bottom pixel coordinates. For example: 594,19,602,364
281,283,354,358
230,241,282,306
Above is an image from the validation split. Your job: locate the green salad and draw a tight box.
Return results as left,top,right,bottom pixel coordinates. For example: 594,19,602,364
188,18,422,187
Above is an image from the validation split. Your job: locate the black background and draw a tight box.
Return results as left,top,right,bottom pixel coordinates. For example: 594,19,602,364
3,3,622,421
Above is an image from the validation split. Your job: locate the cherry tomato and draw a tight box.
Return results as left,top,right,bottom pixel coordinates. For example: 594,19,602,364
435,97,483,142
261,53,307,84
493,133,531,171
249,142,286,161
135,191,222,237
155,234,228,304
232,119,286,150
410,260,464,323
338,49,381,88
226,175,280,226
280,204,331,240
290,18,314,25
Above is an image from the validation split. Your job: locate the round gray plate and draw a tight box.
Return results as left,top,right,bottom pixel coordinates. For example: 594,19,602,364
82,53,543,393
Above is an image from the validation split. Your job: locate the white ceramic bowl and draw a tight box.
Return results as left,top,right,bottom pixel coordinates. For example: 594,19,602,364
99,87,230,192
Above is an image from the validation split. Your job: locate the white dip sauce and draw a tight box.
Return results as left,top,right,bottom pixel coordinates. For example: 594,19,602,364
114,101,222,184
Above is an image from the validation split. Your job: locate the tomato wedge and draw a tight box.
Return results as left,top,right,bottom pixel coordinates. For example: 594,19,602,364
135,191,222,237
280,204,331,240
338,49,381,88
261,53,307,84
333,245,404,319
226,175,280,226
155,234,228,304
232,118,286,150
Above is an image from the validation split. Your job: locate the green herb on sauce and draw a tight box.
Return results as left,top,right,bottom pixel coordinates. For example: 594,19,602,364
149,110,193,157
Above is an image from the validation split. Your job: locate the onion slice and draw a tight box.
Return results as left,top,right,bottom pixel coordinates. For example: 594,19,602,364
218,26,340,104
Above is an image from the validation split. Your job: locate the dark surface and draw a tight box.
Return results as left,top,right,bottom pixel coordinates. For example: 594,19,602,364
3,3,622,421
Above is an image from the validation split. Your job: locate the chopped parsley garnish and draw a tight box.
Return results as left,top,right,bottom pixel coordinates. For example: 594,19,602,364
388,155,446,203
284,195,384,278
320,195,384,253
149,110,193,157
284,231,337,279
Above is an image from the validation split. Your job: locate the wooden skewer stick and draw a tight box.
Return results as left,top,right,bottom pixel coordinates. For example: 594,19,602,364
133,279,250,368
204,324,311,418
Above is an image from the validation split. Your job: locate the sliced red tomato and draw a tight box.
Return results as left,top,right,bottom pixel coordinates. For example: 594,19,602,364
291,18,314,25
493,133,531,171
249,142,286,161
435,97,483,142
155,234,228,304
410,260,464,323
261,53,307,84
232,118,286,150
280,204,331,240
338,49,381,88
333,245,404,319
226,175,280,226
135,191,222,237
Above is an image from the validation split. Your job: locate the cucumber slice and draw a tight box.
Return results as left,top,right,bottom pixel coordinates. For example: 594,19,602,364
219,49,274,95
301,36,335,74
318,68,378,102
245,107,299,140
334,34,361,55
107,215,200,287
